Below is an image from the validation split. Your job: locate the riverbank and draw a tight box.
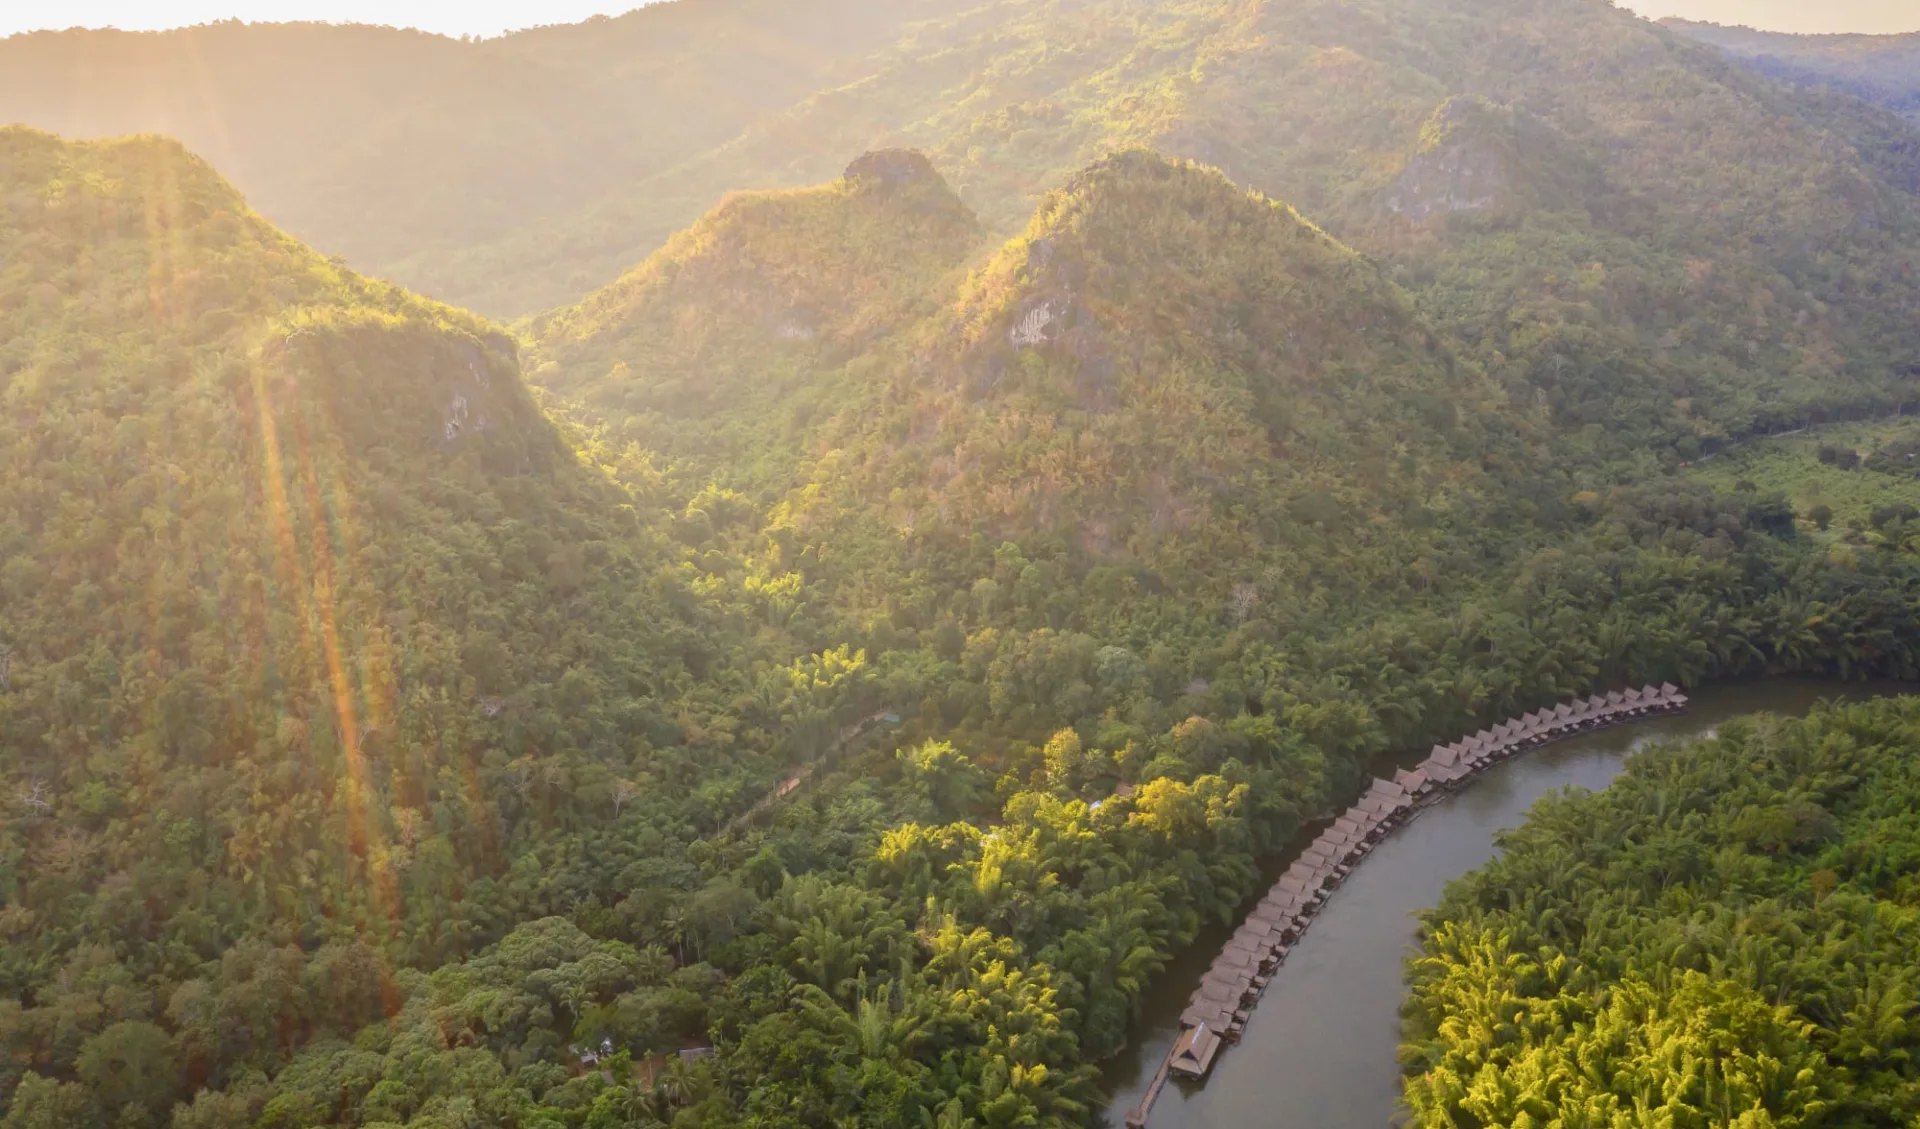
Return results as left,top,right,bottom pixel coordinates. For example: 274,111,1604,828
1098,678,1912,1129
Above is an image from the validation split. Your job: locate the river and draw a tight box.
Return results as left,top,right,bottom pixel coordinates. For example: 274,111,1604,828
1098,679,1909,1129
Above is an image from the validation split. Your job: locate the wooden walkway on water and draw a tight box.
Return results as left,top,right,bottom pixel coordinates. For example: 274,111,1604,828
1124,683,1689,1129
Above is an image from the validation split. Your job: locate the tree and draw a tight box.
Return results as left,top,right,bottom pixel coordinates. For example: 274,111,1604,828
610,779,640,819
0,1074,89,1129
75,1022,181,1127
897,741,987,820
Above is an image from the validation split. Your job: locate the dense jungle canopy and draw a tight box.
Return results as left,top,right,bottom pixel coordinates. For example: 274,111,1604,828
3,0,1920,1127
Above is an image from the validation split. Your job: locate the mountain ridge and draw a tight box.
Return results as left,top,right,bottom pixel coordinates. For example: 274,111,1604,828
1665,17,1920,121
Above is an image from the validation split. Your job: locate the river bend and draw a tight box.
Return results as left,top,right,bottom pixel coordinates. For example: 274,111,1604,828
1099,679,1907,1129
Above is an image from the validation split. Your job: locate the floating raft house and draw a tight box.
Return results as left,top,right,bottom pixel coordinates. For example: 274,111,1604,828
1131,684,1688,1126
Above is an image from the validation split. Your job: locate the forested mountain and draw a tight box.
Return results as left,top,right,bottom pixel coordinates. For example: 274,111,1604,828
0,1,977,314
0,127,839,1126
7,0,1920,461
8,1,1920,1127
1404,697,1920,1126
775,150,1547,631
529,149,982,487
21,117,1920,1129
574,0,1920,453
534,146,1558,682
1669,19,1920,122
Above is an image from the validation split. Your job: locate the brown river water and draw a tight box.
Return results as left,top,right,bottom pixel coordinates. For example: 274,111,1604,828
1098,679,1910,1129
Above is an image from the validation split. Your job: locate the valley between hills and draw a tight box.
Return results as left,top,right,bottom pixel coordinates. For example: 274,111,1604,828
3,2,1920,1128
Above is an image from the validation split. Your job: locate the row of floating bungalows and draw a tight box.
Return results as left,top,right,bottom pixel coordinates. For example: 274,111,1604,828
1166,684,1687,1082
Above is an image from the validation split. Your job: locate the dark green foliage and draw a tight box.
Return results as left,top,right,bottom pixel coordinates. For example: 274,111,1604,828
1403,698,1920,1126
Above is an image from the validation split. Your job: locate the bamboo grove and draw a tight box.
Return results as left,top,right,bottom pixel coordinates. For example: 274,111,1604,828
1404,698,1920,1127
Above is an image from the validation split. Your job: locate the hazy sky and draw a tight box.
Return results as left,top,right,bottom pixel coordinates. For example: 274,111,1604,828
1622,0,1919,34
0,3,644,39
0,0,1913,39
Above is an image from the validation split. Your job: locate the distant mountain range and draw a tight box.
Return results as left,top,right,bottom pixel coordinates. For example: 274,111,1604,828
7,0,1920,456
1666,18,1920,122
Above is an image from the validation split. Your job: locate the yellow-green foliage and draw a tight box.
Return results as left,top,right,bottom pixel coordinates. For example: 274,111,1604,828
1684,420,1920,545
526,150,980,484
1404,700,1920,1126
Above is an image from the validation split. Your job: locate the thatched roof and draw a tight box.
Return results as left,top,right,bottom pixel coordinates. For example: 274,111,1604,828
1224,938,1268,960
1181,1003,1231,1029
1315,831,1353,854
1202,964,1253,987
1170,1022,1223,1077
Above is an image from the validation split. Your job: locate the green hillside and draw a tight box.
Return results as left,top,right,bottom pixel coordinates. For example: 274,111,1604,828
487,0,1920,458
1404,697,1920,1126
782,150,1540,611
528,149,982,488
0,127,843,1127
9,0,1920,459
